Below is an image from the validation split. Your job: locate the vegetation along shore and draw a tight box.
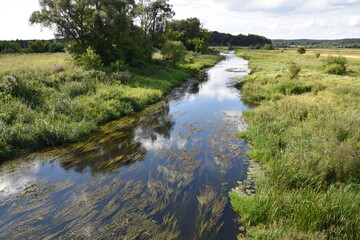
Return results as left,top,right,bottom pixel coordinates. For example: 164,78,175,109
231,48,360,239
0,51,223,161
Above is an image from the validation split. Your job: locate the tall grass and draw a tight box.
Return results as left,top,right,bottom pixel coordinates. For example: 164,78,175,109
0,52,222,161
231,48,360,239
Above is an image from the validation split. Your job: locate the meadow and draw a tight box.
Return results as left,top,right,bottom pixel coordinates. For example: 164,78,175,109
0,52,221,161
231,48,360,239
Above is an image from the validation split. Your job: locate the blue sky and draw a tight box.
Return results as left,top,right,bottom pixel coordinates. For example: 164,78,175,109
1,0,360,40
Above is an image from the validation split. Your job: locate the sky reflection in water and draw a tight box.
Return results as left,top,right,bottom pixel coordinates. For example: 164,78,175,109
0,52,252,240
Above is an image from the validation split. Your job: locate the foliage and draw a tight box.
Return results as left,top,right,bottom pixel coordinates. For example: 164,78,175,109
315,52,321,58
30,0,153,66
28,40,49,53
0,41,22,53
187,38,208,53
287,61,301,79
232,48,360,239
209,31,272,47
297,46,306,54
261,44,274,50
161,41,187,64
167,18,210,52
322,56,348,75
0,40,65,54
273,38,360,48
135,0,174,48
76,47,104,71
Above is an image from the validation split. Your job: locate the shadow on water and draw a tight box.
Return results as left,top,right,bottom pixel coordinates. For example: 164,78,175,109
0,51,252,239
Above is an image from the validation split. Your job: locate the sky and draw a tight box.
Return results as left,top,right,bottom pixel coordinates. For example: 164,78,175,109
1,0,360,40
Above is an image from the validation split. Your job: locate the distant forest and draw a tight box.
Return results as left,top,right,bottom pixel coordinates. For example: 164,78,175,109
273,39,360,48
209,31,272,47
0,39,65,53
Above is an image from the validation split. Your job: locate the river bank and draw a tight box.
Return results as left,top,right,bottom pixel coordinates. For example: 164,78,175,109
1,52,252,239
231,49,360,239
0,52,222,161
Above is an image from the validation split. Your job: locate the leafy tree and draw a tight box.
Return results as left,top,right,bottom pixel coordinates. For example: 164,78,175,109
161,40,186,64
135,0,174,48
28,40,49,53
49,42,65,52
187,38,208,53
30,0,153,66
167,18,209,52
0,41,22,53
209,31,272,47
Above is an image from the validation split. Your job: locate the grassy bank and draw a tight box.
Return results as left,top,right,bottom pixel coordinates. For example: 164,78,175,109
0,52,222,161
231,49,360,239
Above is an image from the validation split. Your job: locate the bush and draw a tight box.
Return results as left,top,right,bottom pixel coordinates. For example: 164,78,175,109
161,41,187,65
49,43,65,53
297,46,306,54
110,60,129,72
315,52,321,58
287,61,301,79
77,47,104,70
187,38,208,54
111,71,133,85
322,56,348,75
262,44,275,50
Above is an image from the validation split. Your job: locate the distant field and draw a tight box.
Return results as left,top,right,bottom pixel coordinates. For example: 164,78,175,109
302,48,360,58
0,53,70,73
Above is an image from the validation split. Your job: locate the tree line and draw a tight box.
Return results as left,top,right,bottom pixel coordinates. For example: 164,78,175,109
209,31,272,47
273,38,360,48
0,40,65,53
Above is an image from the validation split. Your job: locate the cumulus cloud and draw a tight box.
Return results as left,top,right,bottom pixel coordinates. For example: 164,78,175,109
169,0,360,39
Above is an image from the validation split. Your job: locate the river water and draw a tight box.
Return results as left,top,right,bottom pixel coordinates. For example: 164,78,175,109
0,52,251,239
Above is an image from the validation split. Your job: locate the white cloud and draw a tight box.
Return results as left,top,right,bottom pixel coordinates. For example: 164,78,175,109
169,0,360,39
0,0,359,40
347,16,360,27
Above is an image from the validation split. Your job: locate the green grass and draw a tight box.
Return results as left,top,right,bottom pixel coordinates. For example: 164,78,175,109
0,52,222,161
231,48,360,239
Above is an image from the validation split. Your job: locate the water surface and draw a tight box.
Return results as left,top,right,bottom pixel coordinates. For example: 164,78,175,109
0,52,251,239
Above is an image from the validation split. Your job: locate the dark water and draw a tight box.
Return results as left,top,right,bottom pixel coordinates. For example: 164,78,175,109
0,52,251,239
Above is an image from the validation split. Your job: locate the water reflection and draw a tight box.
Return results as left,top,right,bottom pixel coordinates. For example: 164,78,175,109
59,101,175,174
0,52,252,240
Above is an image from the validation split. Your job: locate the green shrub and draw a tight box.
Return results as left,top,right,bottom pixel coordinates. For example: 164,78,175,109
287,61,301,79
262,44,275,50
110,60,129,72
315,52,321,58
77,47,104,70
322,56,348,75
161,41,187,65
111,71,133,85
297,46,306,54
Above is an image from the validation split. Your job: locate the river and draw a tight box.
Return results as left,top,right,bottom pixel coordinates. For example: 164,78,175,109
0,51,251,239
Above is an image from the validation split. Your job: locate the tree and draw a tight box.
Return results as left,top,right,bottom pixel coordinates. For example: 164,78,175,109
28,40,49,53
135,0,174,48
161,40,186,64
30,0,153,65
166,17,209,52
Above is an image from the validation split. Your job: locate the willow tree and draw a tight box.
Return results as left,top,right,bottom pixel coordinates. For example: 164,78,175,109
30,0,153,65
